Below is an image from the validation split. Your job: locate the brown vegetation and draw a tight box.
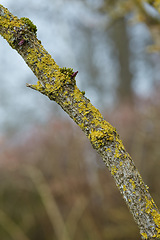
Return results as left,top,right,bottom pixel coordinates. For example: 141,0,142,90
0,88,160,240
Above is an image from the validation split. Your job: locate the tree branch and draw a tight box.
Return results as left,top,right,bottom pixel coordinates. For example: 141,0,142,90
0,4,160,239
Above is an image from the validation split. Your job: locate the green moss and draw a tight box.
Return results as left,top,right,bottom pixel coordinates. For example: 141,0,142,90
60,67,74,77
20,17,37,34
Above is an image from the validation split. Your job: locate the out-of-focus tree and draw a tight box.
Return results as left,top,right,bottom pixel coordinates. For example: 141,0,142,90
98,0,160,102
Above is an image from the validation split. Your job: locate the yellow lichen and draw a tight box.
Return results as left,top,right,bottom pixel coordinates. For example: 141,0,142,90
152,209,160,236
26,46,60,88
144,196,160,237
111,165,118,175
129,179,136,189
123,185,127,191
141,232,148,239
114,148,121,158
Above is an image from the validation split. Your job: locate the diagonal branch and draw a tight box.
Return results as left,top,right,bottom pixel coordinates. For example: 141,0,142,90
0,4,160,239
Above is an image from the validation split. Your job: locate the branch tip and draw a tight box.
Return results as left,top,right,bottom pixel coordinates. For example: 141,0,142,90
26,83,37,90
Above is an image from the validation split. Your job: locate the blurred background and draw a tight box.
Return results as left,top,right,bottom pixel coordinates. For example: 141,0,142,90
0,0,160,239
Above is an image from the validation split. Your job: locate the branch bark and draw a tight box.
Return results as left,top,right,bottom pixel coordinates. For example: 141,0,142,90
0,4,160,239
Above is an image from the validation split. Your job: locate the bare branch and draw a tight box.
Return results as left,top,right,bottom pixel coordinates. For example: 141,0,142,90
0,4,160,239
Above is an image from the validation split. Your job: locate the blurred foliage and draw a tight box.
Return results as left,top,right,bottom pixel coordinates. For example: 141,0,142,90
0,85,160,239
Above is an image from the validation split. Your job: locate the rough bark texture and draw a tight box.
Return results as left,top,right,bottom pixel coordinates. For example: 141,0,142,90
0,4,160,239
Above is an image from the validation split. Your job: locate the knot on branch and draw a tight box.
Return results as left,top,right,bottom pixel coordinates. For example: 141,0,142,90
26,67,78,101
